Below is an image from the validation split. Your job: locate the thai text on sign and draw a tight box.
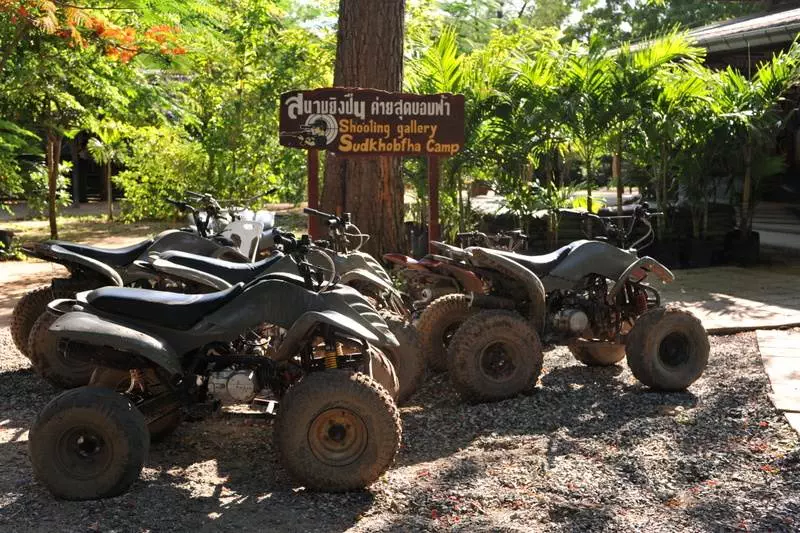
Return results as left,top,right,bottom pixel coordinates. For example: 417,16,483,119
279,88,465,157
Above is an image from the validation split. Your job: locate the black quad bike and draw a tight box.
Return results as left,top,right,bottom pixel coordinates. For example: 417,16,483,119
28,243,402,500
423,205,709,403
11,192,264,361
142,224,424,404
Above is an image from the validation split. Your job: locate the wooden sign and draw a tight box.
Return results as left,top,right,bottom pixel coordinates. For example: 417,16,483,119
279,88,465,157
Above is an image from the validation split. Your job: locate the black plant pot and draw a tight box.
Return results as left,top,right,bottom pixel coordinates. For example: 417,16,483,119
681,238,715,269
0,229,13,254
725,230,760,266
645,240,681,269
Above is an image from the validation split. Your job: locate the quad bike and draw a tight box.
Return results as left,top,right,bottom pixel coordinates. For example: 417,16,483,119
144,213,424,404
423,205,709,403
11,191,270,360
28,241,402,500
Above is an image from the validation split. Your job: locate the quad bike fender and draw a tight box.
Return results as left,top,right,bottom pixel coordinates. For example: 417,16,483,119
48,311,181,375
430,241,471,260
469,248,546,332
340,268,398,296
339,268,408,317
273,310,380,362
607,256,674,304
27,243,123,287
149,257,233,291
434,262,483,293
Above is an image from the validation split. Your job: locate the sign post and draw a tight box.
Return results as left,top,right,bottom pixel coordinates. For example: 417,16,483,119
428,156,440,249
279,88,465,253
307,149,320,239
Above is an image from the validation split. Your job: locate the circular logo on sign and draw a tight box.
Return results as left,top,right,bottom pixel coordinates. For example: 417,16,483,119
302,114,338,147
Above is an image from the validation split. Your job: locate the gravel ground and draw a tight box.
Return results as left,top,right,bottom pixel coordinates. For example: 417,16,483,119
1,327,799,532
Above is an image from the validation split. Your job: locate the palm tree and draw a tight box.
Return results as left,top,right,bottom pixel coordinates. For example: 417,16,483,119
87,120,125,222
559,38,614,213
710,45,800,237
607,32,703,214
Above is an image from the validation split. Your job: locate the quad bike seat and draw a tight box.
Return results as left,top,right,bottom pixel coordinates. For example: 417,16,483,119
55,239,154,267
487,243,577,277
159,251,284,284
87,283,245,330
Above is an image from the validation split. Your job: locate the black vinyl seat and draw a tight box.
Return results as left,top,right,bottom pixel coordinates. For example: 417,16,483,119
159,251,284,284
87,283,244,330
486,243,577,277
57,239,153,267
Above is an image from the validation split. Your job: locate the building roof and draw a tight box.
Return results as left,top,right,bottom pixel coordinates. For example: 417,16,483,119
689,7,800,54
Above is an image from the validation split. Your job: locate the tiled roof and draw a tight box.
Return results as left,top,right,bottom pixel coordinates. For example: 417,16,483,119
689,7,800,53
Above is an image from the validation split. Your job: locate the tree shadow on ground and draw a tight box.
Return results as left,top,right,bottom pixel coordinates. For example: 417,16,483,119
398,363,698,468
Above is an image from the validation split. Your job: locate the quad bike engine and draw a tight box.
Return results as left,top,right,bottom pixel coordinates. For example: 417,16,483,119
208,369,261,404
551,308,589,334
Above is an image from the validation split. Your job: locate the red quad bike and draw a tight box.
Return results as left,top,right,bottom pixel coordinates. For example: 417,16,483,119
424,205,710,403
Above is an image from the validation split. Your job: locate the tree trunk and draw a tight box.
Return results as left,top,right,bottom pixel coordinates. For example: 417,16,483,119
71,137,80,207
106,161,113,221
321,0,405,256
613,151,622,216
46,131,62,239
741,141,753,237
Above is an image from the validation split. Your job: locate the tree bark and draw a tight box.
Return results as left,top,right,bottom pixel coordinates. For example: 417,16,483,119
46,131,62,239
321,0,406,256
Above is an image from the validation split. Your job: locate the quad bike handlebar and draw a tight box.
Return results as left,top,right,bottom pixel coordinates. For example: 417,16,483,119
302,208,368,253
581,203,662,251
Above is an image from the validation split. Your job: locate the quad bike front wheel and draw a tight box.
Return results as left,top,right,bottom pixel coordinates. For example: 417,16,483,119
90,367,182,442
418,293,475,372
11,279,101,358
447,310,543,403
381,312,425,404
28,310,96,389
274,370,401,491
29,387,150,500
625,306,709,391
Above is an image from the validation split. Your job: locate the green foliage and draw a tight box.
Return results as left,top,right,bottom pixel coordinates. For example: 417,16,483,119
114,125,209,221
23,162,73,217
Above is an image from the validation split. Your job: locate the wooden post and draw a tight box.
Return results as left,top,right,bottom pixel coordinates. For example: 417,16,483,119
428,156,440,253
308,149,320,239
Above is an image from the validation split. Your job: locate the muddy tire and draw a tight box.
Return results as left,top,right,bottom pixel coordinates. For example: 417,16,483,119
90,367,182,442
625,306,709,391
274,370,401,491
11,279,101,358
382,313,425,404
28,310,95,389
29,387,149,500
368,347,400,401
569,344,626,366
418,293,475,372
447,310,543,403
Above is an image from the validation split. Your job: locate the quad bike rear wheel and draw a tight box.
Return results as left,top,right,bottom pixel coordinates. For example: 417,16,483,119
11,278,99,358
274,370,401,491
29,310,96,389
418,293,475,372
368,347,400,400
381,312,425,404
447,310,543,403
29,387,149,500
90,367,182,442
625,306,709,391
569,344,626,366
